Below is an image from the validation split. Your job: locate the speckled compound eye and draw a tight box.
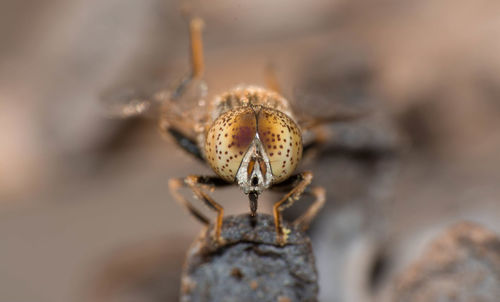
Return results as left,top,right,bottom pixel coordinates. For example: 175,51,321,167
205,107,257,182
258,108,302,183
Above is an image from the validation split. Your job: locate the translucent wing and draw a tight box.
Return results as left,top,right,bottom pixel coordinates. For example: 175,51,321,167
159,76,208,126
156,76,209,141
290,45,375,130
101,76,210,149
288,45,400,155
100,86,167,119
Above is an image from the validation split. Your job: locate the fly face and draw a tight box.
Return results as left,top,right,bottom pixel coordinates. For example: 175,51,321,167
235,134,273,195
204,93,303,195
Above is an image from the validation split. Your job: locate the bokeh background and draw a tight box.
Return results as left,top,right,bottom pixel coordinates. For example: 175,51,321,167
1,0,500,301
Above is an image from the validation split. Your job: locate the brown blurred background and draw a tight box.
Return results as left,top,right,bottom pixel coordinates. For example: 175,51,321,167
1,0,500,302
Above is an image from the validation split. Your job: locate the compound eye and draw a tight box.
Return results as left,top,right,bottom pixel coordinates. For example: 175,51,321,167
257,108,302,183
204,107,257,182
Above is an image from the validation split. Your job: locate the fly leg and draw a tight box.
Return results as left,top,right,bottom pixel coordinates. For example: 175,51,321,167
265,63,281,94
158,17,207,161
161,127,204,162
188,17,205,79
168,175,230,244
271,171,326,245
292,186,326,231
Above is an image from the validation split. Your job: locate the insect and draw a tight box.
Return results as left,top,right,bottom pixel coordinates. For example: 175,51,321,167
106,17,365,245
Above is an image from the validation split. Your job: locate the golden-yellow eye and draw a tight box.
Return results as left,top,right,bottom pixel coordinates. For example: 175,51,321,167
257,108,302,183
204,107,256,182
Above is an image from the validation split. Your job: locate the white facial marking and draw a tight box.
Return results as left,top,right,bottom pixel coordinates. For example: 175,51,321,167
236,134,273,194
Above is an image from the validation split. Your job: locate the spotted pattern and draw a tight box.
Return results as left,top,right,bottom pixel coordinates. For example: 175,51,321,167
257,108,302,183
204,107,257,182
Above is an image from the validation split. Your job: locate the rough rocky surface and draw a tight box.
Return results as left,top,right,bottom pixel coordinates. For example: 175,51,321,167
180,214,318,302
393,221,500,302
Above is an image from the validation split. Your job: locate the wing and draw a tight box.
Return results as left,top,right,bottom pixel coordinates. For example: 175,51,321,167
100,86,167,119
289,44,376,130
100,75,209,138
157,76,209,141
